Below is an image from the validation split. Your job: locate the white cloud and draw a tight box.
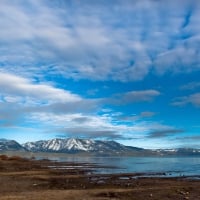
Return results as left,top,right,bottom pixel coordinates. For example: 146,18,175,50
0,0,200,81
27,112,167,140
0,72,81,104
24,110,181,143
0,72,161,132
0,71,94,127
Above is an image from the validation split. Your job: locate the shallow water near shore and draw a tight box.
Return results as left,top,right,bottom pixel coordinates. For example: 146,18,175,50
1,156,200,200
49,156,200,177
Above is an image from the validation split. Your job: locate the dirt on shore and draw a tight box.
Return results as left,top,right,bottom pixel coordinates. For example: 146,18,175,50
0,154,200,200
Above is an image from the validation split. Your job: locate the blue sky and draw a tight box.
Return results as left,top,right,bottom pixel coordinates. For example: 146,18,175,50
0,0,200,148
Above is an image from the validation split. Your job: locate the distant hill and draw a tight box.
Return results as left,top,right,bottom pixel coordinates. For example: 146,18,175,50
0,139,26,151
153,148,200,156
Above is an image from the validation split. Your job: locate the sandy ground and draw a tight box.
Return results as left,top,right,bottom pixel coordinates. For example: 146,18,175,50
0,155,200,200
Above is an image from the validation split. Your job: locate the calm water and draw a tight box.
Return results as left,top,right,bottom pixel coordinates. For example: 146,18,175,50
54,156,200,177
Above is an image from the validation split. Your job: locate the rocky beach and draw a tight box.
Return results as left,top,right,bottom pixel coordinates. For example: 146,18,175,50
0,155,200,200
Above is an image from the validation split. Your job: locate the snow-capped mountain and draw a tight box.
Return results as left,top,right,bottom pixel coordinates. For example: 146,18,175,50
22,138,143,154
0,139,25,151
1,138,200,156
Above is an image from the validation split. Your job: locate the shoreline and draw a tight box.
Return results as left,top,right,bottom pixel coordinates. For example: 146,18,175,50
0,155,200,199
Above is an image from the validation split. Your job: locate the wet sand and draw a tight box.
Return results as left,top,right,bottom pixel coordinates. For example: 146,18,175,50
0,155,200,200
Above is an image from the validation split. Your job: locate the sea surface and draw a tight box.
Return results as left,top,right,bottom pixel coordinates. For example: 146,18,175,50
52,156,200,177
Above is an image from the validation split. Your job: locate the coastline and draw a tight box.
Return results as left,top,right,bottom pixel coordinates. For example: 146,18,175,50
0,155,200,199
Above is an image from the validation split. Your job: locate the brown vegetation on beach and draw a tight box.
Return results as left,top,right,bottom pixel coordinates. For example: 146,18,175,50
0,155,200,200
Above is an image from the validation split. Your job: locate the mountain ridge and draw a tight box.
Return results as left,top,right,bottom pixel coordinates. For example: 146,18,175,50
1,138,200,156
22,138,143,154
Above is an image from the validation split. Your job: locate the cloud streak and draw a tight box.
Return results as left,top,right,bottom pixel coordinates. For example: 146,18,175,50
147,129,184,138
180,82,200,90
105,90,160,105
118,111,156,122
172,93,200,107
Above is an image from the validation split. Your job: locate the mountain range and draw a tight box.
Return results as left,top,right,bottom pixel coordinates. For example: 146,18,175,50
1,138,200,156
22,138,143,155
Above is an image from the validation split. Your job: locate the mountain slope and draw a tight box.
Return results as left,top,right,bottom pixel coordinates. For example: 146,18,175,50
0,139,25,151
22,138,144,154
